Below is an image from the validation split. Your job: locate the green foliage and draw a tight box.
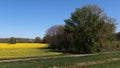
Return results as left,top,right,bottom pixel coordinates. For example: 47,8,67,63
46,26,64,49
34,37,41,43
42,36,47,43
45,5,116,54
64,5,115,53
115,32,120,40
9,37,16,44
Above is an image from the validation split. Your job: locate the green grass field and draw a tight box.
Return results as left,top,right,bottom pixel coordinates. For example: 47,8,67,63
82,61,120,68
0,51,120,68
0,43,62,59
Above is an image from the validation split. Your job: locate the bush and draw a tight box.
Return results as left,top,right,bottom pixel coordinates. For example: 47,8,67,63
9,37,16,44
34,37,41,43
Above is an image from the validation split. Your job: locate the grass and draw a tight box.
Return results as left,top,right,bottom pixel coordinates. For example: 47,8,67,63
0,51,120,68
82,60,120,68
0,43,62,59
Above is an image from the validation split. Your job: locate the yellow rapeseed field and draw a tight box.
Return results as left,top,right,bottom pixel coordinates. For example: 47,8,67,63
0,43,48,48
0,43,62,59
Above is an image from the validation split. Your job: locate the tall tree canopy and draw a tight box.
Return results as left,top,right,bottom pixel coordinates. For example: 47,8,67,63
64,5,115,53
45,5,116,54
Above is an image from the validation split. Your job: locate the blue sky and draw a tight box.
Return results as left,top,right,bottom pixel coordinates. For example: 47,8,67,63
0,0,120,38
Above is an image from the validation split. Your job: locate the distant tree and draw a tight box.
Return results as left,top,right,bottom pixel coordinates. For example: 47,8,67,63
9,37,16,44
34,37,41,43
15,38,34,43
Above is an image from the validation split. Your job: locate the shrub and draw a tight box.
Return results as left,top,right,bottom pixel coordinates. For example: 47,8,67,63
9,37,16,44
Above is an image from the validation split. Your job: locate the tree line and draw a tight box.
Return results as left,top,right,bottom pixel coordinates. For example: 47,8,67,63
43,5,120,54
0,37,42,44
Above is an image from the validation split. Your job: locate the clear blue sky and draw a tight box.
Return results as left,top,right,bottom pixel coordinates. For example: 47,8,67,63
0,0,120,38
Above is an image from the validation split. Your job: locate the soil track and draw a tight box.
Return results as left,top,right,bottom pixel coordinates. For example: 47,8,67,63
0,54,93,63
